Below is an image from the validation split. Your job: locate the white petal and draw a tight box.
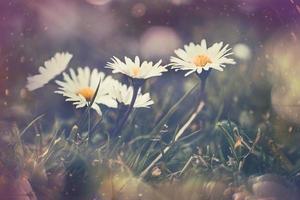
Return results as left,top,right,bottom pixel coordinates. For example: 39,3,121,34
26,52,72,91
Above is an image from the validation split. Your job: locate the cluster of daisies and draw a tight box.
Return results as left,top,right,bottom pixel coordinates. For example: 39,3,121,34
26,40,235,116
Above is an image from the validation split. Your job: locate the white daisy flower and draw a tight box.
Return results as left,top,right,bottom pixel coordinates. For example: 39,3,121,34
55,67,117,115
26,52,73,91
170,40,236,76
109,80,154,108
106,56,167,80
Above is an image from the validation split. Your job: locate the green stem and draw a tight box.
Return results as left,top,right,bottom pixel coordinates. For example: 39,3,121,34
87,108,91,144
112,82,140,138
197,69,211,100
200,77,206,99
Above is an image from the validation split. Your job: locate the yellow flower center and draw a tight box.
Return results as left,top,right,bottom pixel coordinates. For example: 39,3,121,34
131,66,141,77
193,55,212,67
77,87,95,101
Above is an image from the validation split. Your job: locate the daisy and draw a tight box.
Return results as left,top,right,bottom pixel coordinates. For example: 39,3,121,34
170,40,236,77
109,80,154,108
26,52,73,91
55,67,117,115
106,56,167,80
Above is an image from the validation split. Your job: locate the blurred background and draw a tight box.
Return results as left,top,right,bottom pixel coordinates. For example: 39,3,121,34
1,0,300,199
0,0,300,145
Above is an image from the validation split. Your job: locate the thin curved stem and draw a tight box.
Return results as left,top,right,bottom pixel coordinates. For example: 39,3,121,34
112,84,139,137
139,101,205,178
139,72,210,178
87,108,91,144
